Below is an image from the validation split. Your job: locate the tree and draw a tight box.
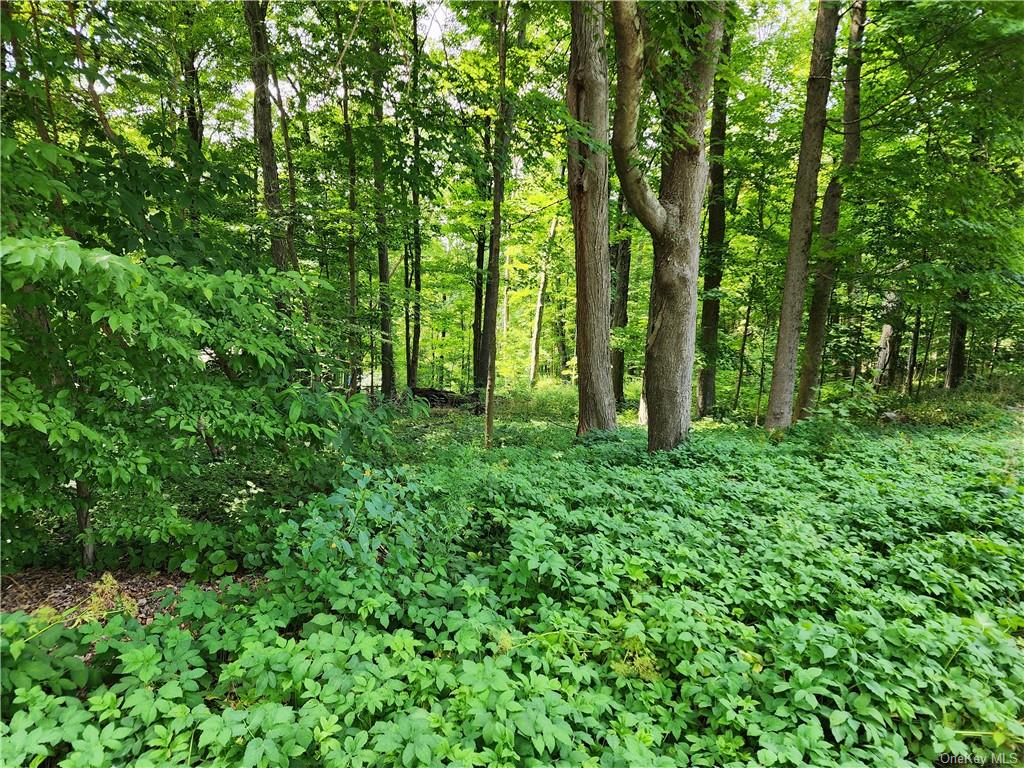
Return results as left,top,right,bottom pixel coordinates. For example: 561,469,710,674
611,0,726,451
407,1,423,389
483,1,511,448
372,27,395,401
609,200,631,406
763,0,841,429
945,288,970,389
696,30,732,418
243,0,289,272
529,215,558,386
795,0,865,419
568,0,615,434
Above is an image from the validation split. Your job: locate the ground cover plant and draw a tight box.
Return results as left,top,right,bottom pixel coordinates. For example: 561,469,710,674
2,403,1023,767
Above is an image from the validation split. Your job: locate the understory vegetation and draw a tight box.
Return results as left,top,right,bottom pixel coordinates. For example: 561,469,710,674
3,395,1023,767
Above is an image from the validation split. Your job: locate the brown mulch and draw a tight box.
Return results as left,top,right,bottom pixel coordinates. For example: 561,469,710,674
0,568,262,626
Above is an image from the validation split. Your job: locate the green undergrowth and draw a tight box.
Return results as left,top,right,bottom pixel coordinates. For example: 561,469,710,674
2,412,1023,767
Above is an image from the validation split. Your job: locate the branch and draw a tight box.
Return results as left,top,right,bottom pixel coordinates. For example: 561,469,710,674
611,0,666,238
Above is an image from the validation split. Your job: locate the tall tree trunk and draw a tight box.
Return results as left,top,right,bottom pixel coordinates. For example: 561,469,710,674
408,1,423,388
874,292,900,386
484,1,511,449
886,313,904,387
180,5,203,229
404,239,412,385
472,226,487,389
611,0,725,451
610,210,632,406
915,312,935,396
75,479,94,567
755,310,773,426
529,215,558,386
554,277,570,380
343,68,360,391
269,63,300,270
795,0,865,419
733,277,756,411
905,305,921,394
696,31,732,419
944,288,969,389
372,33,395,400
763,0,841,428
568,0,616,434
243,0,289,271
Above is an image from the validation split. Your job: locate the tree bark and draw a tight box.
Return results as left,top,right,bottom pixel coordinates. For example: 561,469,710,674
915,313,933,395
568,0,616,434
269,63,300,271
181,41,203,149
75,479,94,566
342,67,360,391
944,288,969,389
696,31,732,419
243,0,290,271
529,215,558,386
905,305,921,394
484,1,511,448
372,32,395,400
733,277,756,411
764,0,841,428
554,276,570,380
611,0,725,451
874,292,900,386
408,1,423,388
472,225,487,389
795,0,865,419
610,210,632,406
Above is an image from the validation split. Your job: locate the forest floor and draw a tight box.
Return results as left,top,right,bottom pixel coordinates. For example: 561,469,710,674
2,395,1023,766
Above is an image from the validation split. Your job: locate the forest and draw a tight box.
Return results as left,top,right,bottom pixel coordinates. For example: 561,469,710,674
1,0,1023,766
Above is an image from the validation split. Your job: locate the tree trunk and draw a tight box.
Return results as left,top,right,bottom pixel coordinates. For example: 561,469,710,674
243,0,289,271
269,63,300,271
611,0,725,451
886,313,904,387
610,219,632,406
755,311,773,427
472,226,487,389
763,0,841,428
404,239,412,385
795,0,865,419
905,305,921,394
733,277,756,411
554,277,570,380
874,292,900,386
484,1,511,448
944,288,969,389
568,0,616,434
75,479,94,567
696,31,732,419
409,1,423,388
180,5,203,195
915,313,934,395
372,33,395,400
342,68,360,391
529,215,558,386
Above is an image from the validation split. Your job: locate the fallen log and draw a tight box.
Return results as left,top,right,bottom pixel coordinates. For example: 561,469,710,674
411,387,479,409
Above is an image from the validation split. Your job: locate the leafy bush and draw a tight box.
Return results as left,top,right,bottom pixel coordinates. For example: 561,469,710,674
1,236,386,569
